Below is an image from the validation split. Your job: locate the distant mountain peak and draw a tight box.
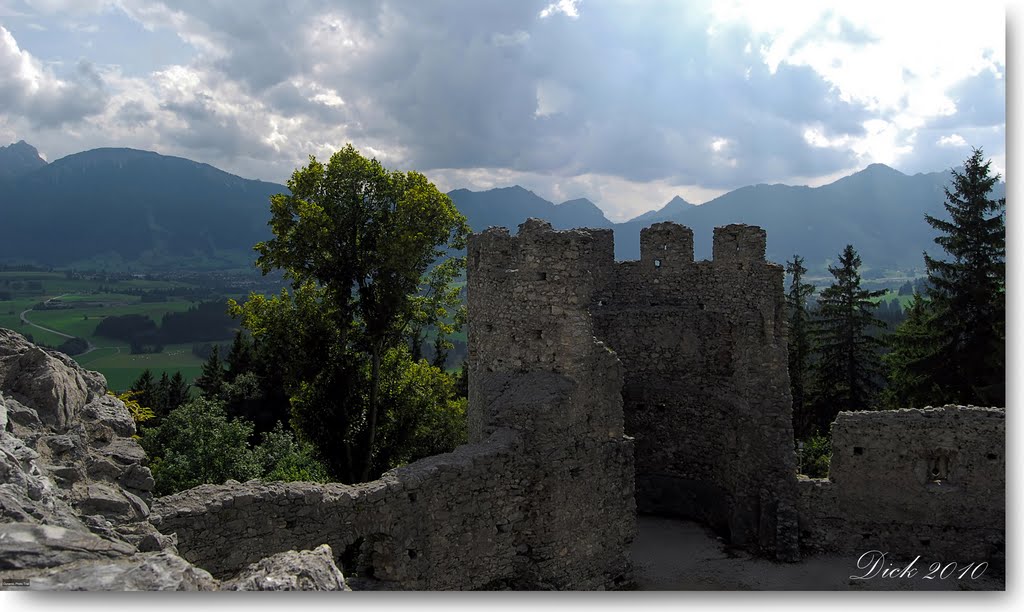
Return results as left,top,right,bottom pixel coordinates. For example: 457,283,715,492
861,162,904,176
558,197,596,206
625,194,695,224
0,140,48,180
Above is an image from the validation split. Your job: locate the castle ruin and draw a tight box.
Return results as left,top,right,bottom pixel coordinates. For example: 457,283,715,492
150,219,1004,589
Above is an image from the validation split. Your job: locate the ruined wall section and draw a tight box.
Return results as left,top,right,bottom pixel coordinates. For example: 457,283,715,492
467,218,636,588
590,222,799,560
154,430,525,588
798,406,1005,563
154,218,636,590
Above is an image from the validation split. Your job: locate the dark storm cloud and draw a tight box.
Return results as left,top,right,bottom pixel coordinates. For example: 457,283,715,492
299,2,870,187
132,1,872,186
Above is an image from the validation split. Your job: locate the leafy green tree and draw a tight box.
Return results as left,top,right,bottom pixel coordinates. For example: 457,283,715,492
407,257,466,368
140,398,261,496
798,433,832,479
365,346,467,474
253,422,330,483
919,148,1005,406
785,254,816,439
810,245,886,430
882,293,941,408
235,144,469,482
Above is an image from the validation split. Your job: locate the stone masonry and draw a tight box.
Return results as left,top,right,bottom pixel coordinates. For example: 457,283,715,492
589,222,799,560
798,406,1005,564
154,217,637,589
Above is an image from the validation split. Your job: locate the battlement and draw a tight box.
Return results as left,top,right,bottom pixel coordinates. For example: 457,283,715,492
469,218,797,560
712,223,767,261
640,222,694,268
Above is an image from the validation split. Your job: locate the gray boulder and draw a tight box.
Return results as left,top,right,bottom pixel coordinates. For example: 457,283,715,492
221,544,351,591
1,551,219,591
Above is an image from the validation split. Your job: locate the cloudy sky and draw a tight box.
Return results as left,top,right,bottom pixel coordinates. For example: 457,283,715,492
0,0,1007,221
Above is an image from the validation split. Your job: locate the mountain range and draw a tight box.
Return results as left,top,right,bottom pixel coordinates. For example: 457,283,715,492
0,143,1004,273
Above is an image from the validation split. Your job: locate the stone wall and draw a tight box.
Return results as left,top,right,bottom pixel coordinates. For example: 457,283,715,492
154,219,637,590
798,406,1005,563
588,222,799,560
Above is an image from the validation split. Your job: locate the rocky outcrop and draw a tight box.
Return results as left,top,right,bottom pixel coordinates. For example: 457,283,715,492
0,328,349,591
221,544,350,591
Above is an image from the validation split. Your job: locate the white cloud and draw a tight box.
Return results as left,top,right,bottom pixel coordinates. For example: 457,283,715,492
539,0,580,20
937,133,967,147
534,79,572,117
709,0,1004,171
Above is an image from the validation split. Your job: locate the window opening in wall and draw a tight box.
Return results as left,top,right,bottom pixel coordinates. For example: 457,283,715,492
532,330,543,340
928,455,949,483
484,324,494,332
536,271,547,281
853,447,864,456
654,259,662,268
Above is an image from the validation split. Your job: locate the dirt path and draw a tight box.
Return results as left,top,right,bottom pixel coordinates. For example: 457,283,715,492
19,294,74,340
631,516,1003,591
18,294,119,357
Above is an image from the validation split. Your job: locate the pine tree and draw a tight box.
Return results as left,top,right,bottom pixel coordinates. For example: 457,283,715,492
920,148,1005,406
153,371,171,417
195,345,226,400
225,332,255,384
882,293,940,408
810,245,886,431
167,371,191,412
129,369,156,410
785,254,816,439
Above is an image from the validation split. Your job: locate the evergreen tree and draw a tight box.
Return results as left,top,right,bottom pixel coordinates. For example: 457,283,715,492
785,254,816,439
167,371,191,412
810,245,886,431
882,293,940,408
919,148,1005,406
195,345,226,399
129,369,156,410
154,371,171,417
225,331,255,384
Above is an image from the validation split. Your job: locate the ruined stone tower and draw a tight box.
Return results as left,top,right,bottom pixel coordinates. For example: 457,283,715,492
467,218,637,587
591,222,799,560
469,219,799,561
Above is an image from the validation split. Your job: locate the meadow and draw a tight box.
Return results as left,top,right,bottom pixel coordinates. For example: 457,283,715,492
0,270,238,391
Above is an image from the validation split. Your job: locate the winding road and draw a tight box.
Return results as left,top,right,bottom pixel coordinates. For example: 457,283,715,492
19,295,119,357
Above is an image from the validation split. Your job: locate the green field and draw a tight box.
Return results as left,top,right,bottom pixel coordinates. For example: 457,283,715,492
0,271,234,392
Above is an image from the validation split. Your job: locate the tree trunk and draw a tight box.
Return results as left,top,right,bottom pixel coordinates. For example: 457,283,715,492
360,340,383,482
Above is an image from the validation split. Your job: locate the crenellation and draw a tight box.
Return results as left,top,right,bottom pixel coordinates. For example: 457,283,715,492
712,223,767,262
640,222,694,268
